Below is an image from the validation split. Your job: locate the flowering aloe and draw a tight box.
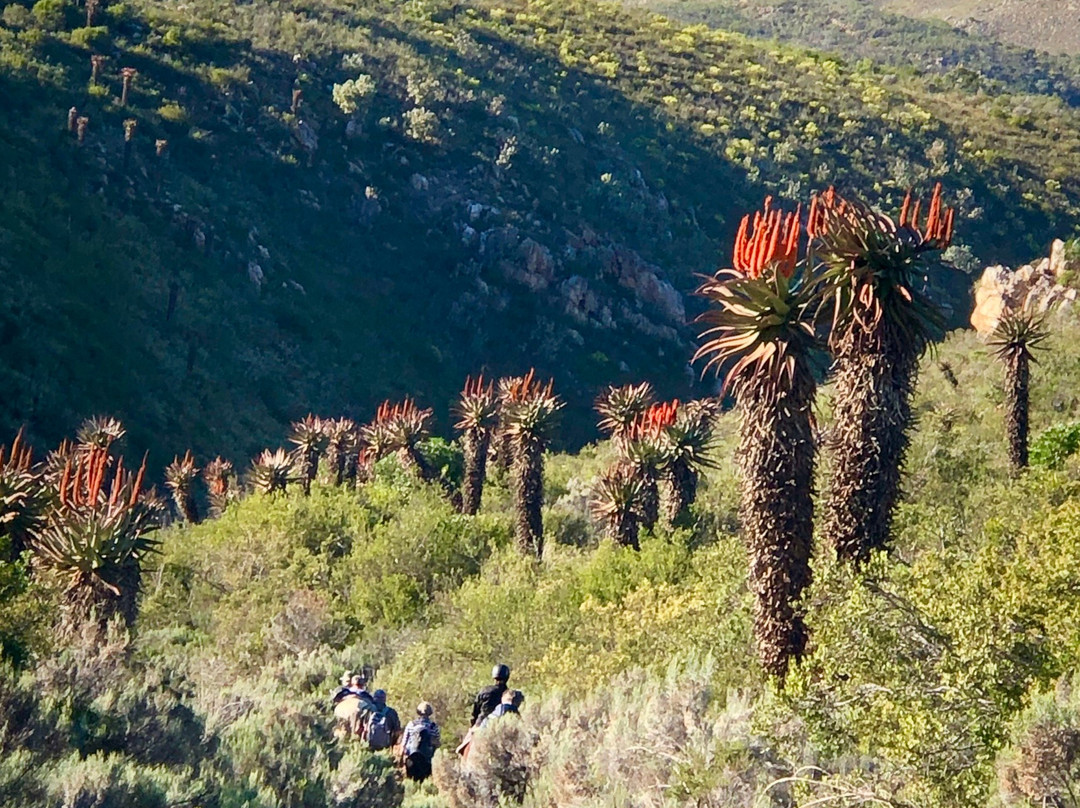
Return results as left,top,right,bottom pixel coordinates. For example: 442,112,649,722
657,399,719,527
989,308,1050,472
813,185,953,562
31,446,158,633
203,457,237,517
500,370,563,558
695,196,822,680
454,376,500,515
621,401,678,530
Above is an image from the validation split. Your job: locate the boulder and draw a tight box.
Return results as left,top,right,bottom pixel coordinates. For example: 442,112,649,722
970,244,1076,334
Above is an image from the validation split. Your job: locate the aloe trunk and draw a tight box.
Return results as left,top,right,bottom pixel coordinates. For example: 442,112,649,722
511,441,544,558
660,459,697,527
824,320,919,563
461,428,491,515
1004,349,1030,472
738,371,816,679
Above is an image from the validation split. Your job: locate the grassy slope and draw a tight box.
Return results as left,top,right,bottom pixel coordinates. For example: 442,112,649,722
2,0,1080,470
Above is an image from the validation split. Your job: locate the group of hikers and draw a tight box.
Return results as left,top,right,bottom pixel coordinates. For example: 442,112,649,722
331,663,524,782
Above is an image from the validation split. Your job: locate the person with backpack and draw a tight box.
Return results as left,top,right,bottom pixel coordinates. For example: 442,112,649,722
332,673,377,740
364,689,401,752
401,702,441,782
471,663,510,728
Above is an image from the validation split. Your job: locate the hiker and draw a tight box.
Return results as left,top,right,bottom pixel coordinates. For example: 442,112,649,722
333,673,377,740
458,688,525,758
364,689,402,752
471,663,510,727
479,689,524,729
331,671,354,705
401,702,441,782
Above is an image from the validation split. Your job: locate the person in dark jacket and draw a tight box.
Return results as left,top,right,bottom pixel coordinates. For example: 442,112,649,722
478,689,524,729
471,663,510,727
401,702,441,782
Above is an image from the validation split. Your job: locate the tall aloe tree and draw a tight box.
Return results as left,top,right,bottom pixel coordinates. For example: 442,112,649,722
203,457,237,517
989,308,1050,473
695,197,822,680
31,446,158,634
621,402,677,530
164,451,200,524
0,431,48,560
454,376,499,515
500,370,563,558
591,464,644,550
322,419,358,486
813,185,954,563
657,399,719,527
289,415,326,495
249,449,294,495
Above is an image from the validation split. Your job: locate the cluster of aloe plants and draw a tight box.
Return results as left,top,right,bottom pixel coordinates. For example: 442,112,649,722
590,388,720,550
696,184,957,679
0,419,161,637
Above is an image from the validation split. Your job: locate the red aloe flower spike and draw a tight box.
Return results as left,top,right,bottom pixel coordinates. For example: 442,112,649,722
59,459,72,507
899,190,912,227
910,199,922,233
109,457,124,508
733,215,750,272
130,452,147,507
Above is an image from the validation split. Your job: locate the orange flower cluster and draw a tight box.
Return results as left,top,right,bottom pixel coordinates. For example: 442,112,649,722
0,429,33,472
461,375,495,400
58,447,146,510
899,182,955,248
808,184,954,250
628,400,679,441
732,196,803,279
374,397,428,424
500,368,555,404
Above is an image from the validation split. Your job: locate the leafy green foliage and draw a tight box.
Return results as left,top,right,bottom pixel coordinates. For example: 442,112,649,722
1031,422,1080,470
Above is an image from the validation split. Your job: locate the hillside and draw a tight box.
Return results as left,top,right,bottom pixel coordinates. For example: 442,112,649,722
633,0,1080,103
5,297,1080,806
2,0,1080,468
875,0,1080,57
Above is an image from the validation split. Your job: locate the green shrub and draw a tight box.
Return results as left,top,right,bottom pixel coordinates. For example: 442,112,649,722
68,24,109,48
1,4,32,28
30,0,70,30
1031,422,1080,469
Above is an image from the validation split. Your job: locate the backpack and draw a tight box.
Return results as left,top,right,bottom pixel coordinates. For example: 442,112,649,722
404,722,433,758
366,707,393,751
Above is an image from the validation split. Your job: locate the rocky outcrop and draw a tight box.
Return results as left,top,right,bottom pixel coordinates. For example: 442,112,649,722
970,239,1078,334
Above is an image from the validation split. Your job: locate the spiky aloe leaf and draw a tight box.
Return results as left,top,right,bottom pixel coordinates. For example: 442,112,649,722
0,430,49,559
249,449,294,495
76,416,126,454
595,382,655,439
590,463,644,550
164,450,200,523
454,376,499,433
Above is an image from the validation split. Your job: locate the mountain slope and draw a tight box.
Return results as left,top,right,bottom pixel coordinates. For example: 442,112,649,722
632,0,1080,104
875,0,1080,56
2,0,1079,466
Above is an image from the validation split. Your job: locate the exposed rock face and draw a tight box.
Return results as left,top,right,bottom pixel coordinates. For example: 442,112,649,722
970,240,1077,334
